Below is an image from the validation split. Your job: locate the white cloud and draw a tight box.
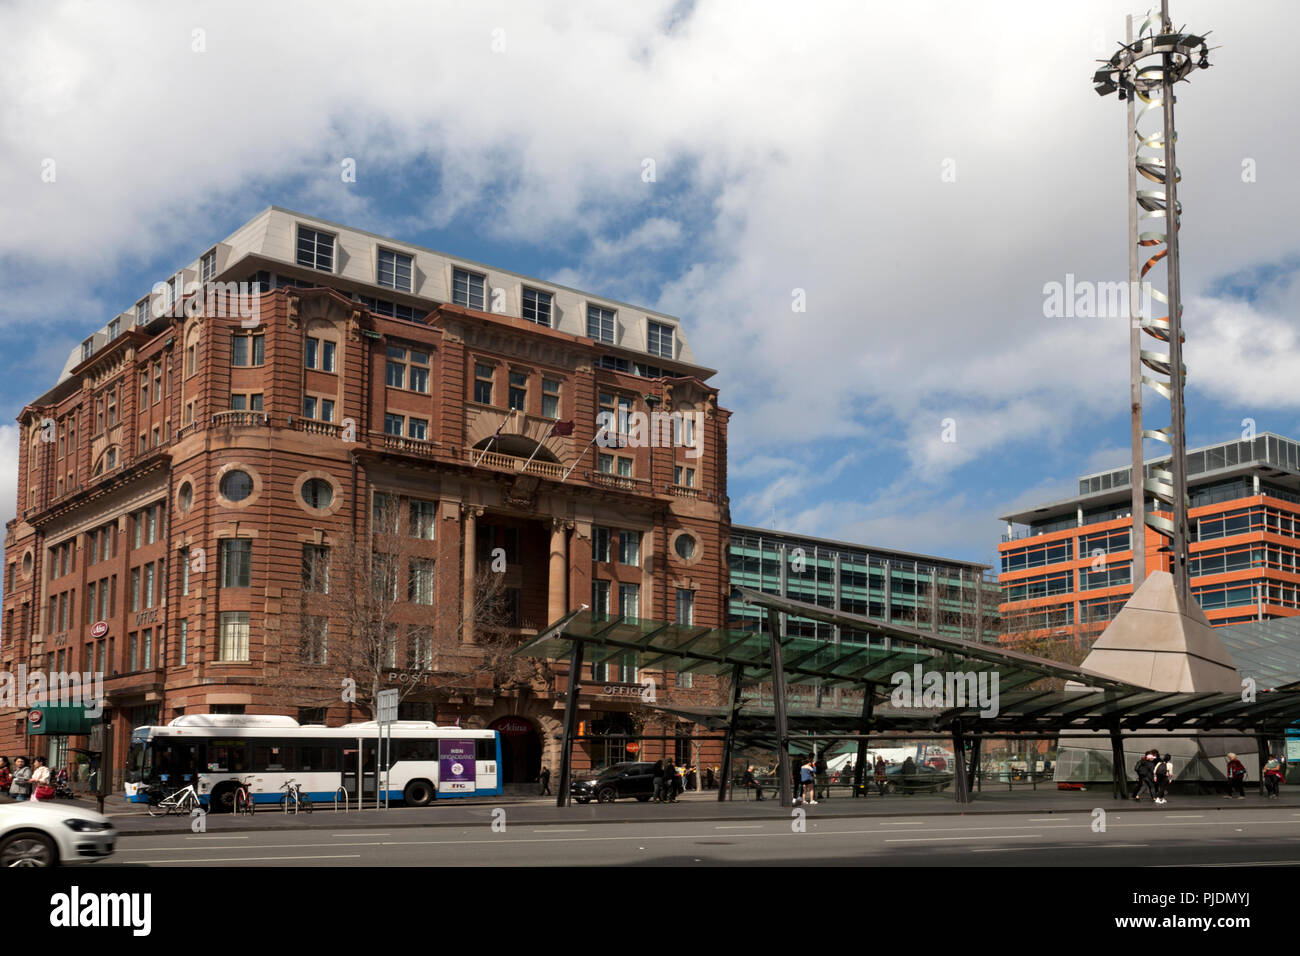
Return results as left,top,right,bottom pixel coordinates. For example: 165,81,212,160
2,0,1296,559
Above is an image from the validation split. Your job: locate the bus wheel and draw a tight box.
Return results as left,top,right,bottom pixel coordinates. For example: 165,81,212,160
403,779,434,807
209,783,237,814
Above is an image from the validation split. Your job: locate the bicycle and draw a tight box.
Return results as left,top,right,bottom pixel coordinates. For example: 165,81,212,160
146,781,208,817
234,777,256,816
278,779,313,814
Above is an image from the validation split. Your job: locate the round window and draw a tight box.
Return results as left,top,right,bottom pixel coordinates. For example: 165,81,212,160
301,478,334,510
674,534,697,560
178,482,194,512
219,470,254,503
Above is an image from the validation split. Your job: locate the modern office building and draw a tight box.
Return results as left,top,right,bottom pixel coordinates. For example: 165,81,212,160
998,433,1300,644
729,525,1000,644
2,207,732,787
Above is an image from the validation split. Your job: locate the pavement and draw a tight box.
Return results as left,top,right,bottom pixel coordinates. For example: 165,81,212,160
67,784,1300,836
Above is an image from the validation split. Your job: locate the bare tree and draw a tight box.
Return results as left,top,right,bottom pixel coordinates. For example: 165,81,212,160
267,497,549,720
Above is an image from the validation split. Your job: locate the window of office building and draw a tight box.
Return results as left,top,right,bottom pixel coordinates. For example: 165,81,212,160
377,248,413,292
296,227,335,271
587,305,615,344
522,288,552,326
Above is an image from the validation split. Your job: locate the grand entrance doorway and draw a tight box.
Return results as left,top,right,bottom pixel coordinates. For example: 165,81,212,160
490,716,541,786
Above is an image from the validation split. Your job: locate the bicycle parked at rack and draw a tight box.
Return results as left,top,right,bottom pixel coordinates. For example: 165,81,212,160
234,777,256,816
146,781,208,817
278,779,313,814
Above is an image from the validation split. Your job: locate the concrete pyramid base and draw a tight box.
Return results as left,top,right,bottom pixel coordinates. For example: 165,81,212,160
1056,571,1255,783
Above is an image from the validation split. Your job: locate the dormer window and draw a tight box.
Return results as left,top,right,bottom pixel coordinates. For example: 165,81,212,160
201,249,217,283
588,306,615,344
647,320,674,359
136,299,150,326
107,319,120,340
378,248,413,292
296,226,335,272
81,338,95,362
452,268,485,311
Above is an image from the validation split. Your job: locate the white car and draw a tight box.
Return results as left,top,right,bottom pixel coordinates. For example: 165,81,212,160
0,801,116,866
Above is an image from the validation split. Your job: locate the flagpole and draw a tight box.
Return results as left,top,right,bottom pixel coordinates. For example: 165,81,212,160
561,429,604,482
521,420,555,473
473,408,516,467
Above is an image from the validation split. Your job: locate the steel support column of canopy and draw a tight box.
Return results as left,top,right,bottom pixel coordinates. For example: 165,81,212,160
968,735,982,794
853,689,874,797
951,720,970,805
1256,734,1268,798
556,639,585,808
1111,726,1128,801
766,609,794,808
718,663,745,803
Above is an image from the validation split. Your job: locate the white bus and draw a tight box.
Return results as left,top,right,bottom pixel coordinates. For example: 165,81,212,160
124,714,501,810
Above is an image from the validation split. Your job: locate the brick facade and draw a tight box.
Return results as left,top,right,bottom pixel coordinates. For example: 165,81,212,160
2,235,731,789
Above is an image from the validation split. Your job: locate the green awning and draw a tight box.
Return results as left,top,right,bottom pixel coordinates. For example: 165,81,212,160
26,705,95,735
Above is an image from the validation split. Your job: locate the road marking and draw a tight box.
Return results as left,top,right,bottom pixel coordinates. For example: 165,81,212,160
1029,817,1062,822
536,828,588,833
146,854,364,864
877,821,926,826
885,834,1043,843
1166,815,1202,819
715,825,763,829
332,832,390,837
184,835,249,840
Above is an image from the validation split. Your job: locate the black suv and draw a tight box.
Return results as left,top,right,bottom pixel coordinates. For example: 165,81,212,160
572,762,658,803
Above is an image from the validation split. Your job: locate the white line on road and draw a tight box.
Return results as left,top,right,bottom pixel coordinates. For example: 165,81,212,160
885,834,1043,843
536,828,588,833
877,821,926,826
1165,815,1203,819
146,854,364,864
332,833,390,837
715,825,763,829
184,835,250,840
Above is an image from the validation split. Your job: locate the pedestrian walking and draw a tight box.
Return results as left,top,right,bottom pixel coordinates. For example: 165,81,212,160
0,757,11,803
815,754,829,800
9,757,31,801
652,759,666,803
705,766,715,790
30,756,52,802
900,756,916,796
1263,754,1285,799
1154,753,1173,804
664,760,680,803
1132,748,1159,802
1226,752,1247,799
539,765,552,796
874,756,887,796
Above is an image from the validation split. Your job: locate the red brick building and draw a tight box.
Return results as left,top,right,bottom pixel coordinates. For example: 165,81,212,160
2,208,732,788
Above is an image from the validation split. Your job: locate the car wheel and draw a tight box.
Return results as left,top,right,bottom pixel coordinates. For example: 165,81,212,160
596,787,617,803
403,779,434,807
1,832,57,867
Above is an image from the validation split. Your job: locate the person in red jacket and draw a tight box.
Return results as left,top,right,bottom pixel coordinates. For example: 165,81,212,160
1225,753,1247,799
0,757,12,801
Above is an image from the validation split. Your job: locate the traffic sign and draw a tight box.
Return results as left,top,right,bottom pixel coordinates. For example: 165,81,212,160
626,742,640,754
376,689,398,724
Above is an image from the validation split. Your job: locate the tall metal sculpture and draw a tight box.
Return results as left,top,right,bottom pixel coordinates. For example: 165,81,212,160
1093,2,1212,604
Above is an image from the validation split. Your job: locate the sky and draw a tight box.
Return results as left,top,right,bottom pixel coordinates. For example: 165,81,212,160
1,0,1298,572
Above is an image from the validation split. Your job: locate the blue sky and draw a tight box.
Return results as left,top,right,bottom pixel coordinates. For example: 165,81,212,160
2,0,1299,574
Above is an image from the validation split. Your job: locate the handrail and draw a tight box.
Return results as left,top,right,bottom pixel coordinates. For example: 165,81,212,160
334,786,349,813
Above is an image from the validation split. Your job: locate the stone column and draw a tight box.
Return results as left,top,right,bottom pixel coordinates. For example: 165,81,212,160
462,506,483,644
548,519,572,624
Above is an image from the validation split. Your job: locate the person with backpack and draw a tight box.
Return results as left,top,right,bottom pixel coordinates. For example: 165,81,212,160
1226,752,1247,799
1263,754,1285,799
1132,749,1159,802
1154,753,1174,804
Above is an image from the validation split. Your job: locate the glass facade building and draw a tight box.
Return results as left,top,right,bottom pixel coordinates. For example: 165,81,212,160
728,526,1000,645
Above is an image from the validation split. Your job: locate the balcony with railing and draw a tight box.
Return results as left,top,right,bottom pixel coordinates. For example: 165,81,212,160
211,410,270,428
465,446,566,480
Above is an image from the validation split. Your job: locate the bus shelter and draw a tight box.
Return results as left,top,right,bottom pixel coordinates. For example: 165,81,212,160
519,591,1300,807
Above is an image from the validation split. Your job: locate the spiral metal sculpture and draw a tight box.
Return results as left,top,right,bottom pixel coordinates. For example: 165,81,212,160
1092,5,1212,593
